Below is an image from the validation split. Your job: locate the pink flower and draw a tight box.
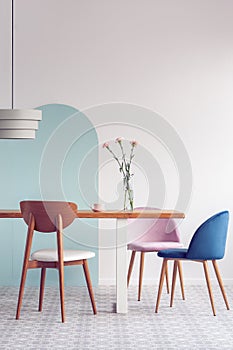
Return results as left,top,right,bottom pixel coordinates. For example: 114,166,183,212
130,140,138,146
102,142,109,148
115,137,124,143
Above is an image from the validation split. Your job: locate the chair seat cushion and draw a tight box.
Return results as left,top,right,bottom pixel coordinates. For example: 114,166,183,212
157,248,188,259
31,249,95,262
127,241,183,252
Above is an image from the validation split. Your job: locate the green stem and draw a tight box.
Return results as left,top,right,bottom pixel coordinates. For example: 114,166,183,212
118,141,128,173
106,146,126,177
129,144,134,166
128,189,134,211
124,188,127,210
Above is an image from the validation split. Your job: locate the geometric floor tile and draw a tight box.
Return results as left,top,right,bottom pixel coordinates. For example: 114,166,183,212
0,285,233,349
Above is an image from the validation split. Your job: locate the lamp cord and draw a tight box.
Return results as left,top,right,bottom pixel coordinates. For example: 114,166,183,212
11,0,14,109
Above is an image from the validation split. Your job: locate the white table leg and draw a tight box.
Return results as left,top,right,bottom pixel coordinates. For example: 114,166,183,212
116,218,128,313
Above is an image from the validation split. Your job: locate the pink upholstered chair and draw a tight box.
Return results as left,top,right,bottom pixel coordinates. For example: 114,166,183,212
127,207,185,301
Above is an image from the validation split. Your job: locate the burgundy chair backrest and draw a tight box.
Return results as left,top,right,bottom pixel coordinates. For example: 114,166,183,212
20,201,77,233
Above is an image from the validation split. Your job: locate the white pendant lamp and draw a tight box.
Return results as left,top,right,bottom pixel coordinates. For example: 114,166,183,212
0,0,42,139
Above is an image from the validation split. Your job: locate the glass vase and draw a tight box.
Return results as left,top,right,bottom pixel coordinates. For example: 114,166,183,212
123,177,134,211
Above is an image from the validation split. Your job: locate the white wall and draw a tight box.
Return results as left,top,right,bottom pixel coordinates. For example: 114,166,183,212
2,0,233,284
0,0,11,108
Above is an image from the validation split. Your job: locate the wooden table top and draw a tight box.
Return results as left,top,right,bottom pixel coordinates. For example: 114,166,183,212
0,209,185,219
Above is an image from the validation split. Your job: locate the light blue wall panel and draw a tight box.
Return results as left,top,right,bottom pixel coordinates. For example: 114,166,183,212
0,104,98,286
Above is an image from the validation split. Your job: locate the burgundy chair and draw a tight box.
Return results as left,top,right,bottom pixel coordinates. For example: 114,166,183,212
127,207,185,301
16,200,97,322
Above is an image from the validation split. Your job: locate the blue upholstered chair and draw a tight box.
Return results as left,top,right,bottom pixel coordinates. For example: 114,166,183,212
155,211,230,316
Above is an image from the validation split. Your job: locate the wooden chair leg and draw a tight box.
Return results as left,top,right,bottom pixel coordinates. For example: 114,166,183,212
138,252,145,301
127,251,136,287
212,260,230,310
38,268,46,312
155,259,168,313
203,260,216,316
16,264,28,320
165,263,169,294
58,262,65,322
83,260,97,314
170,260,178,307
16,214,35,320
57,223,65,323
177,260,185,300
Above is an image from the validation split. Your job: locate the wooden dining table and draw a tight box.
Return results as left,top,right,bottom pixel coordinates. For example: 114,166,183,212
0,208,185,313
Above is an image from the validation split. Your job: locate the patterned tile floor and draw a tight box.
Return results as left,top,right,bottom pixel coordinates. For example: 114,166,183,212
1,285,233,349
